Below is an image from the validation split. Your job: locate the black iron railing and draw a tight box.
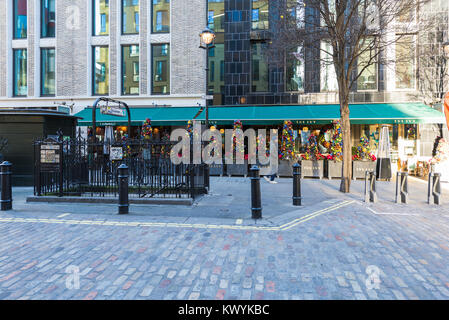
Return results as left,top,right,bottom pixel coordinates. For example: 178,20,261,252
33,136,207,199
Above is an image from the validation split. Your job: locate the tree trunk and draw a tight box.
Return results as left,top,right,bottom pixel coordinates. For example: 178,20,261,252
340,102,352,193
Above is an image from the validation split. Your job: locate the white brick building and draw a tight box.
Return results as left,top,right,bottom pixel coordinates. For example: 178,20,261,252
0,0,208,114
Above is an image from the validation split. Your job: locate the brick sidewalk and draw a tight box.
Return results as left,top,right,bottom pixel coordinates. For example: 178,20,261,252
0,177,448,300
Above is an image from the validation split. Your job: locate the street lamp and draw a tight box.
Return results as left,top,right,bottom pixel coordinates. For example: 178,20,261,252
199,27,216,128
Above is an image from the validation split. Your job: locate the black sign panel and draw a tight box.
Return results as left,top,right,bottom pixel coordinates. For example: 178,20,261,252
40,143,61,172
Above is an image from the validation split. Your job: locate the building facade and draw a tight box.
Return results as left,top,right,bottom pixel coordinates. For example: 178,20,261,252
0,0,208,112
0,0,448,171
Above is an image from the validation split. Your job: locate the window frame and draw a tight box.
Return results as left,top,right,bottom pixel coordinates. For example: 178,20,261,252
121,0,140,35
41,0,56,38
151,43,170,95
13,48,27,97
13,0,27,39
151,0,170,34
394,33,417,91
40,47,56,97
92,46,110,96
121,44,140,96
93,0,110,36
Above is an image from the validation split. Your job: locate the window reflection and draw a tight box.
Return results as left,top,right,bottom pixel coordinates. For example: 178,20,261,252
152,44,170,94
395,35,416,90
122,0,139,34
122,45,140,95
93,0,109,36
252,0,269,30
41,0,55,38
152,0,170,33
93,46,109,95
208,0,224,33
251,42,269,92
14,49,27,96
14,0,27,39
286,46,304,91
41,48,55,96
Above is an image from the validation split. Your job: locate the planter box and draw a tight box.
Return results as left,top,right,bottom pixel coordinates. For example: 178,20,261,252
227,161,248,177
300,160,324,179
325,160,342,179
209,163,224,176
352,160,376,180
278,159,298,177
256,161,272,176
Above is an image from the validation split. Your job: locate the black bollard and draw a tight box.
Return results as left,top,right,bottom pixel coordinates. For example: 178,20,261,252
0,161,12,211
250,165,262,219
292,163,302,206
364,171,377,203
431,173,441,205
395,172,408,204
118,164,129,214
204,164,210,191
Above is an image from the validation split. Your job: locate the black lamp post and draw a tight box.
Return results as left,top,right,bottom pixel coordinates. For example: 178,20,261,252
199,27,216,128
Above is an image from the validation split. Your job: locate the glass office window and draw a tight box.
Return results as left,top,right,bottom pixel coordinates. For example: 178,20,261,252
395,35,416,90
122,45,140,95
93,46,109,95
152,0,170,33
357,43,377,91
93,0,109,36
152,44,170,94
320,41,338,92
251,42,269,92
41,48,55,96
13,0,27,39
122,0,139,34
252,0,269,30
208,0,224,33
286,47,304,91
209,43,224,94
41,0,55,38
13,49,27,96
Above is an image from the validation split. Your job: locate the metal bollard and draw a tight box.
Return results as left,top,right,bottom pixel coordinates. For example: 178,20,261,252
0,161,12,211
118,164,129,214
428,172,441,205
395,172,408,204
292,163,302,206
204,164,210,191
364,171,377,203
250,165,262,219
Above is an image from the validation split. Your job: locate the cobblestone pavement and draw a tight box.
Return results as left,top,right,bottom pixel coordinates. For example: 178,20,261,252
0,177,448,300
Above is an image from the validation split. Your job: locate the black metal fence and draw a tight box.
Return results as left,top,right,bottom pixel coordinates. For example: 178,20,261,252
33,136,208,199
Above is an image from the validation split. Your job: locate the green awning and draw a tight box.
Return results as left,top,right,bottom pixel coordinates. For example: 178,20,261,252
75,103,445,126
75,106,201,126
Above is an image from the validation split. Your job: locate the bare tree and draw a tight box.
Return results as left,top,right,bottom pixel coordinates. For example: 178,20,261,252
268,0,431,192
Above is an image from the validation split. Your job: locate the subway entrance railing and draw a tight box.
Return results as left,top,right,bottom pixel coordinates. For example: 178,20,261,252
33,135,208,200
